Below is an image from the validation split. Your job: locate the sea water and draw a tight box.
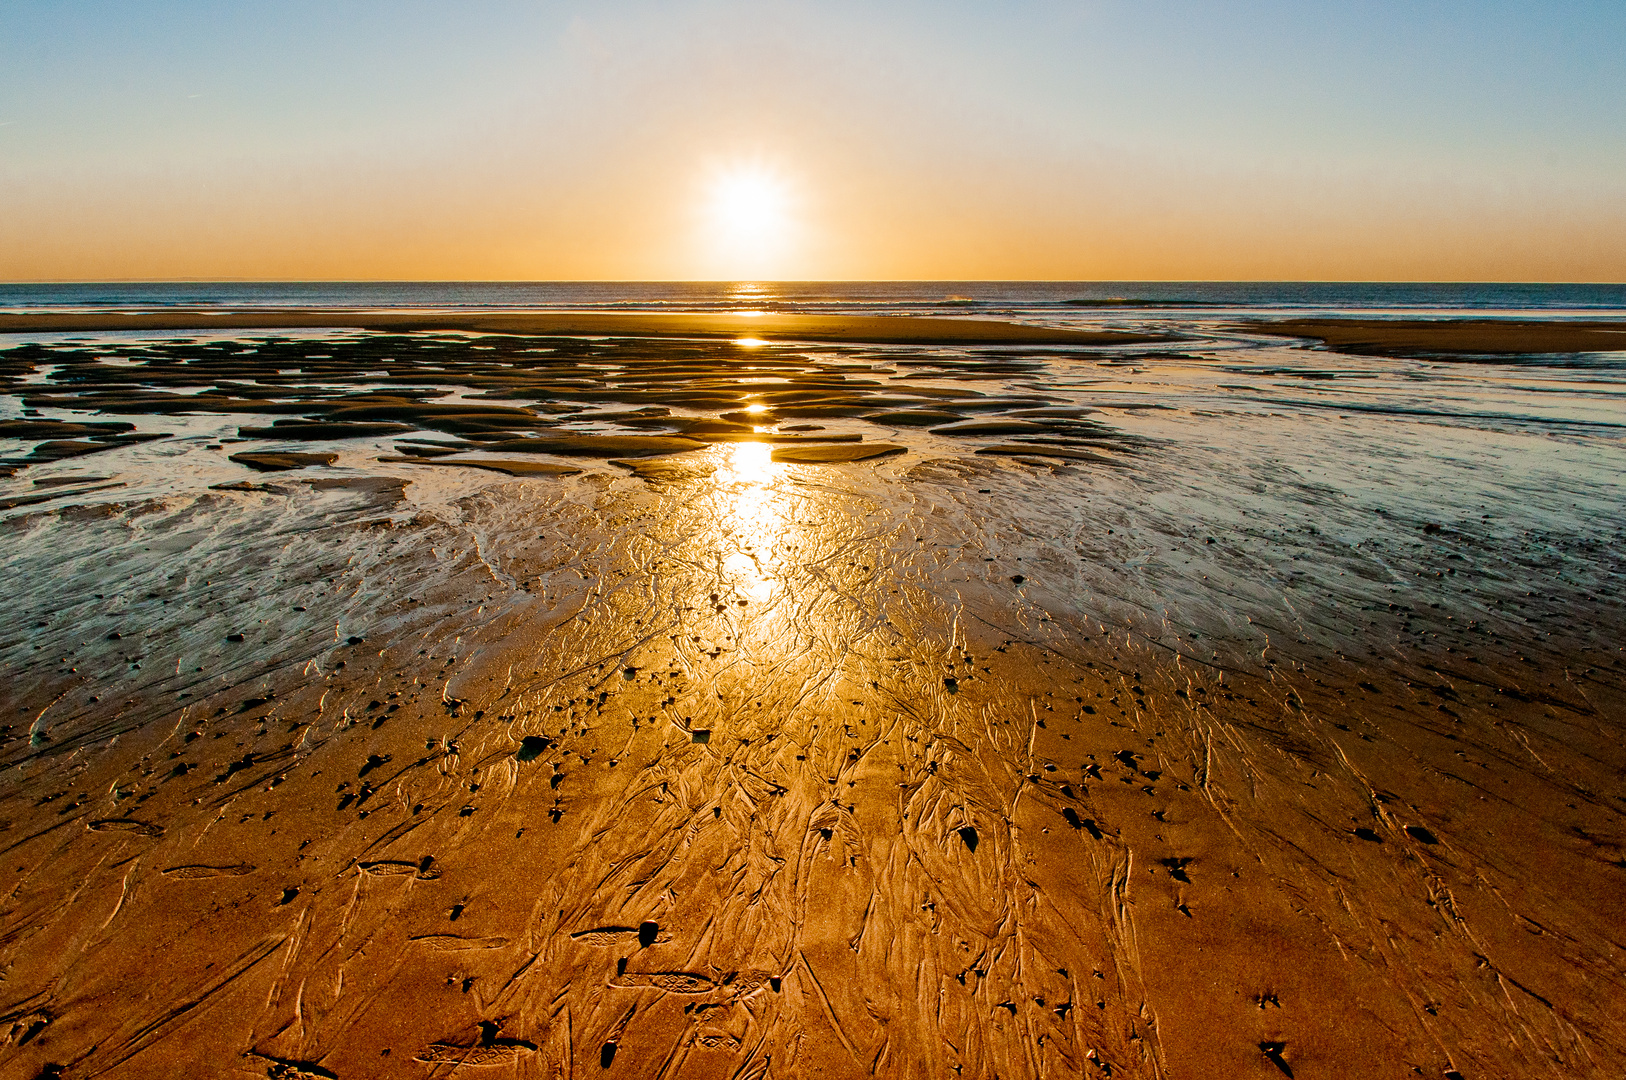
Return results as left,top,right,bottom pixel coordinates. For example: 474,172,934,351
3,279,1625,316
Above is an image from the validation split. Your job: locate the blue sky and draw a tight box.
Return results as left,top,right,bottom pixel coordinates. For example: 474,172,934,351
3,1,1623,279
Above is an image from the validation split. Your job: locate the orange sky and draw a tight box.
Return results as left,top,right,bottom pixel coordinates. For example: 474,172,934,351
4,2,1624,282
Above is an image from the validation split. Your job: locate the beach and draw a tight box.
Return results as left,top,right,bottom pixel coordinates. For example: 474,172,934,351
1242,317,1626,357
0,309,1160,347
1,296,1623,1078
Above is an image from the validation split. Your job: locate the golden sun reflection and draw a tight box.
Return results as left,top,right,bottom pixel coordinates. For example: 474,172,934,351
734,337,768,347
713,442,789,604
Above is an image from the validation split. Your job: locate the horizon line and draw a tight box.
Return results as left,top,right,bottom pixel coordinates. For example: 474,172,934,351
3,278,1625,287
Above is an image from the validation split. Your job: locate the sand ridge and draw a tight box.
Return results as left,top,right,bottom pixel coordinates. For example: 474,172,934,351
1244,317,1626,356
0,308,1169,347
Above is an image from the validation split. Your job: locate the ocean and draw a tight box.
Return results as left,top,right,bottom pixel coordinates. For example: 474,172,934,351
3,279,1625,316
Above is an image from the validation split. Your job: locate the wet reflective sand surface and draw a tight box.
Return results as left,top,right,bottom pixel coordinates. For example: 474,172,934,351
1,318,1623,1078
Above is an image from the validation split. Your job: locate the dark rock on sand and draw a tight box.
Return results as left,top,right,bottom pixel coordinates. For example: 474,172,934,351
515,736,550,762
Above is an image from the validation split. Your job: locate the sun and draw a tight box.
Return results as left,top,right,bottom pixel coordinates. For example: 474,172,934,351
710,167,790,240
699,161,799,278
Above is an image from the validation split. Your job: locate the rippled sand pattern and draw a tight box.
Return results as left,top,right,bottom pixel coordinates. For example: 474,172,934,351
1,323,1623,1078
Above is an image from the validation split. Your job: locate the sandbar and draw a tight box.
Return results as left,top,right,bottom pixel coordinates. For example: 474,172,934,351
0,308,1166,346
228,451,338,472
770,441,906,463
376,455,582,477
1244,317,1626,355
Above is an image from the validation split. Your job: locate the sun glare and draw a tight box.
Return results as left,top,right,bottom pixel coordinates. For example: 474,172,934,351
714,442,786,604
700,161,800,278
710,168,789,239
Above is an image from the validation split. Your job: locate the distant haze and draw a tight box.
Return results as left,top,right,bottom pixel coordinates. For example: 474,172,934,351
3,0,1624,282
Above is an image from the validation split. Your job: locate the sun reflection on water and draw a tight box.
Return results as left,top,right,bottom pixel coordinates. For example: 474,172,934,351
713,442,788,604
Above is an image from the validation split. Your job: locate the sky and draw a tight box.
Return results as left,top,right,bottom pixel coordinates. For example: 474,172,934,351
2,0,1624,282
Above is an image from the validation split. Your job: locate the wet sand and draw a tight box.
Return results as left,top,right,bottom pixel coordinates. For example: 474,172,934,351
1,317,1623,1079
0,309,1164,347
1245,317,1626,356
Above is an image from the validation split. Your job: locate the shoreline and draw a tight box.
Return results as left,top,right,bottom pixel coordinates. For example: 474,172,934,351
0,308,1166,346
